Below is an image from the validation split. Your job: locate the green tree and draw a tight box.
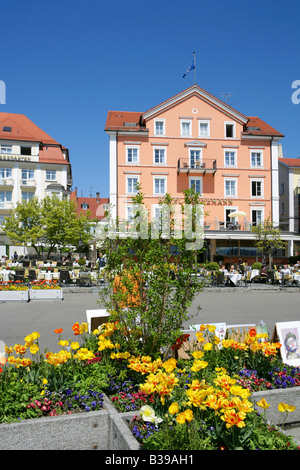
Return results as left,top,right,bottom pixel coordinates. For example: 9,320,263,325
98,186,205,357
3,196,95,259
251,217,285,268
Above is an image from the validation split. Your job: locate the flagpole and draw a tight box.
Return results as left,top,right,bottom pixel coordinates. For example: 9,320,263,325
193,51,196,84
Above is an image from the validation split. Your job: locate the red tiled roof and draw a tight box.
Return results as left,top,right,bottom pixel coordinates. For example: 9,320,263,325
105,94,283,139
70,191,109,220
0,113,59,144
105,111,145,132
279,158,300,167
243,116,284,138
0,112,70,165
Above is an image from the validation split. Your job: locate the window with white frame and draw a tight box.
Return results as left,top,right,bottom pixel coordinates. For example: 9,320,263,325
224,149,237,167
21,169,34,180
181,119,192,137
250,151,263,167
198,120,210,138
0,145,12,154
0,168,12,179
22,191,35,202
126,146,139,164
46,170,56,181
153,176,166,195
0,190,12,202
225,122,235,138
251,179,263,197
126,176,139,194
153,147,166,165
154,119,165,136
224,178,237,197
126,205,134,222
251,209,263,226
189,149,202,168
189,177,203,195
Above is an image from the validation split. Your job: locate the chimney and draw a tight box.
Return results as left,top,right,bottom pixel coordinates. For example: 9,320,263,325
96,192,100,202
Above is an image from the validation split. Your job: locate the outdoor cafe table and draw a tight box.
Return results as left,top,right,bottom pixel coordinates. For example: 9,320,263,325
227,273,242,285
250,269,260,280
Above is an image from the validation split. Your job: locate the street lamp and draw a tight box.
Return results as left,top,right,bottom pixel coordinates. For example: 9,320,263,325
78,236,83,258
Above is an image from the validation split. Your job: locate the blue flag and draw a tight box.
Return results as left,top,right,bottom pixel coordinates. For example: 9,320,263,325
182,57,195,78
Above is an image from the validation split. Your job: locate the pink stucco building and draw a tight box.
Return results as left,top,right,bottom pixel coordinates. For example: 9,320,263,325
105,85,292,262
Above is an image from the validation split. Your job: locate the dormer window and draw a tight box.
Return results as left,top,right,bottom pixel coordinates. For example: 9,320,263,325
81,202,89,210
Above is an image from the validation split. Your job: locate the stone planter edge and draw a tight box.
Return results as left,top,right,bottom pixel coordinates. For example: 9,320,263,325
252,386,300,426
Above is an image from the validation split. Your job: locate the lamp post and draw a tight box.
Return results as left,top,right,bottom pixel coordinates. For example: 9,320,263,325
78,236,83,258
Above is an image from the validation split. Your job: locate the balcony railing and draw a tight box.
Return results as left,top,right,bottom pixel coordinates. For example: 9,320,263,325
20,179,37,188
0,178,14,187
204,220,252,231
177,158,217,174
0,201,14,210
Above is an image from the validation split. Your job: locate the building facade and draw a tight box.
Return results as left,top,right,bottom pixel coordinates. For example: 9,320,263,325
105,85,294,262
0,112,72,256
279,158,300,254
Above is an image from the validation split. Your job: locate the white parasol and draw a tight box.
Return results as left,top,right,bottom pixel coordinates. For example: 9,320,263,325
228,211,247,218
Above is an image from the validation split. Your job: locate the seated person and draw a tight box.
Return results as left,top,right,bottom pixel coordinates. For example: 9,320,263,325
281,264,291,276
260,264,267,282
219,265,228,275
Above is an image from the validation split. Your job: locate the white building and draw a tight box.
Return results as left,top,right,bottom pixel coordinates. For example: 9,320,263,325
0,112,72,257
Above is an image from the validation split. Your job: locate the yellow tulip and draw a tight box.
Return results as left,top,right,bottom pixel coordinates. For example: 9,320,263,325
256,398,270,410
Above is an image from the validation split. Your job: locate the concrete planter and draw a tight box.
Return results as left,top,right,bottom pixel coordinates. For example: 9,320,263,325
29,288,63,300
0,396,139,451
0,290,29,302
252,386,300,425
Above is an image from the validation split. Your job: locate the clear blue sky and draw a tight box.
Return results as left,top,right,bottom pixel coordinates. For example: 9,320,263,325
1,0,299,198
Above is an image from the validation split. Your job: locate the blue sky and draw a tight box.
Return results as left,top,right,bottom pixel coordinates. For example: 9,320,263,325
1,0,299,198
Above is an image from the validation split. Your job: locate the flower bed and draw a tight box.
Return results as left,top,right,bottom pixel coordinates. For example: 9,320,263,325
1,322,300,450
0,282,29,302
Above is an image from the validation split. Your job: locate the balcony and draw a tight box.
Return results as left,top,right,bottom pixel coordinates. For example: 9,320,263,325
20,179,37,188
0,201,14,210
177,158,217,174
0,178,14,187
204,220,252,232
